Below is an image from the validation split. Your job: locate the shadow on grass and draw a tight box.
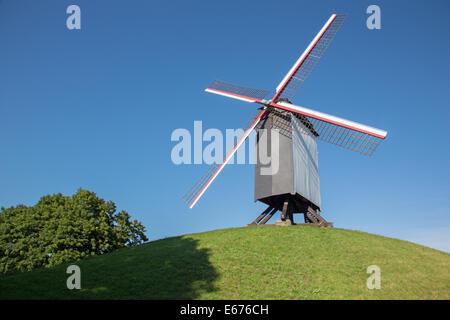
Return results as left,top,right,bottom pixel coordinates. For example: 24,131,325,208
79,236,218,299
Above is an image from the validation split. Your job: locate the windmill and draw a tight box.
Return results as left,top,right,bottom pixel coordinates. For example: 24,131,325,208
182,14,388,226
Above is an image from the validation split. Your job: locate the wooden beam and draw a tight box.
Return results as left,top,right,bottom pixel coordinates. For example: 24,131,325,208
280,200,289,221
259,207,278,225
305,212,318,223
249,206,273,225
307,206,327,224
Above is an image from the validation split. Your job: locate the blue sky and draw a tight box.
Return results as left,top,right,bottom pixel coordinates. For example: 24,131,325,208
1,0,449,252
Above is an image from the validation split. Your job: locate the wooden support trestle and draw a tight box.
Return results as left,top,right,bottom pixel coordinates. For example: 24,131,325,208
248,195,333,227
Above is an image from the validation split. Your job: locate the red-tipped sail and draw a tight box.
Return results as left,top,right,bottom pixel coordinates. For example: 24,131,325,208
268,101,387,156
272,14,347,102
183,109,268,208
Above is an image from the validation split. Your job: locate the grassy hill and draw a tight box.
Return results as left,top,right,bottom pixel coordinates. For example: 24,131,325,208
0,226,449,299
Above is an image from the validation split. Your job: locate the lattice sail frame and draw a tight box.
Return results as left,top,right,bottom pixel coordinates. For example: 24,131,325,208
265,108,319,140
268,108,382,156
274,14,347,102
208,79,270,101
182,110,267,208
182,163,220,207
294,113,382,156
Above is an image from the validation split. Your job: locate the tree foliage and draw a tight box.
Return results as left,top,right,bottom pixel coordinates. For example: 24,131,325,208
0,189,148,273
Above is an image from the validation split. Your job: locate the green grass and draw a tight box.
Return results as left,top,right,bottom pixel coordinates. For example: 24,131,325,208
1,226,449,299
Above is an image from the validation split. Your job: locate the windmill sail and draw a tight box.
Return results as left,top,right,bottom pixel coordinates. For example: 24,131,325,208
273,14,347,102
205,79,270,103
183,109,268,208
269,101,387,156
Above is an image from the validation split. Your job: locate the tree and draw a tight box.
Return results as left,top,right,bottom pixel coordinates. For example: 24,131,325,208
0,188,148,273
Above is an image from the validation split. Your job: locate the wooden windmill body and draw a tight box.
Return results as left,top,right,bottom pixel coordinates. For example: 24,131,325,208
253,109,330,226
